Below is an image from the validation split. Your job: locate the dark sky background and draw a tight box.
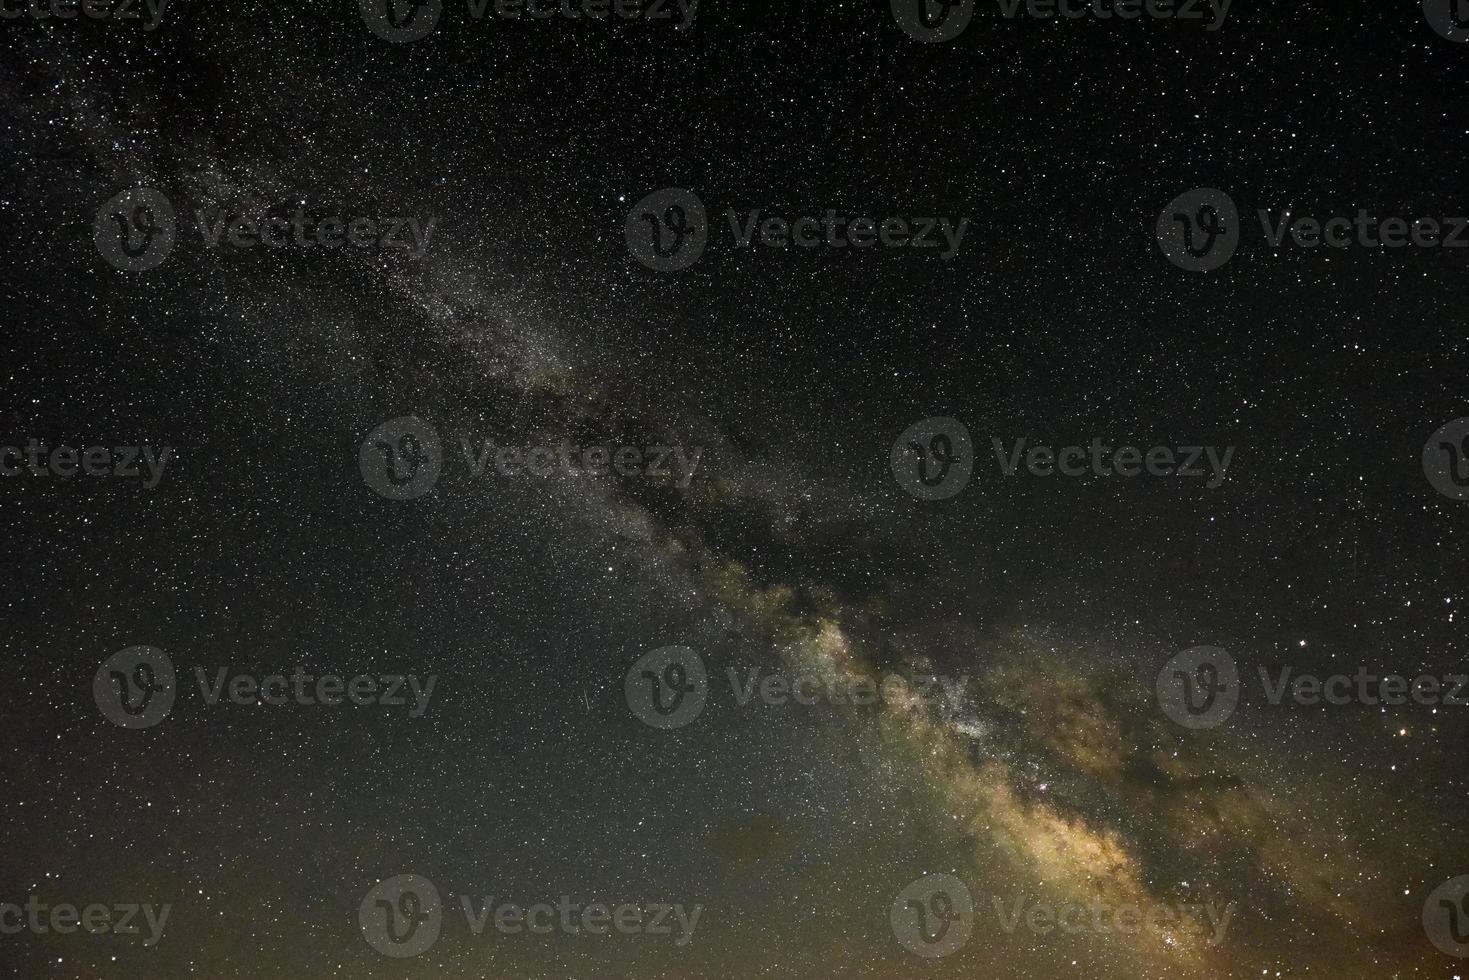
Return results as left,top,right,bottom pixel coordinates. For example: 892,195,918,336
2,0,1469,977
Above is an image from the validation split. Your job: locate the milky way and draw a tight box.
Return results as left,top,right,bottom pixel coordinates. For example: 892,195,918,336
2,1,1468,978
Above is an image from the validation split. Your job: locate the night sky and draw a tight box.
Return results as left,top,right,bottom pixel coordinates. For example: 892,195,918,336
3,0,1469,977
